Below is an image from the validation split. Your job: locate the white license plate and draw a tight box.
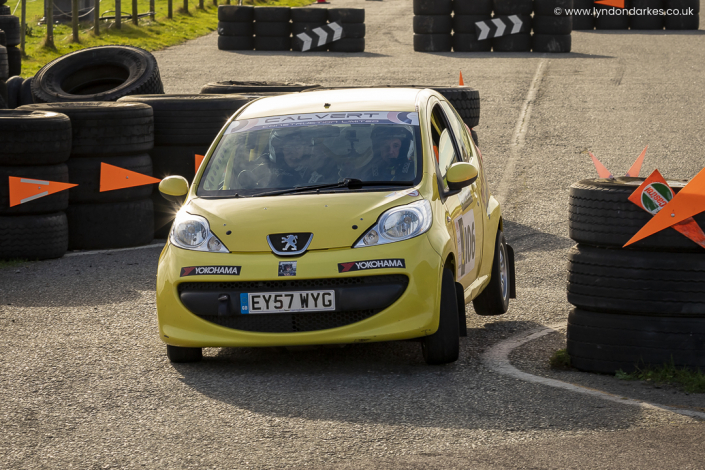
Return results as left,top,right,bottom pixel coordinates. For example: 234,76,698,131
240,290,335,314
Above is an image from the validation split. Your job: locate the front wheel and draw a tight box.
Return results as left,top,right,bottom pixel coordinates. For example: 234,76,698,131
422,268,460,365
166,345,203,363
473,231,511,316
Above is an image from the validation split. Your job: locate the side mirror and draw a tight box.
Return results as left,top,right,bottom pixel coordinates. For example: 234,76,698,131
159,176,190,205
446,162,478,191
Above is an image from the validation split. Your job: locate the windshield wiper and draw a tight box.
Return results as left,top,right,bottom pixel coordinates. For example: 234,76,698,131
252,179,414,198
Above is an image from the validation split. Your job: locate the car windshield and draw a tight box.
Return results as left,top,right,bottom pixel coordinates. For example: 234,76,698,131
197,111,423,197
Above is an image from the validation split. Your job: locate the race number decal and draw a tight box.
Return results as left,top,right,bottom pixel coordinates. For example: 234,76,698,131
455,211,476,279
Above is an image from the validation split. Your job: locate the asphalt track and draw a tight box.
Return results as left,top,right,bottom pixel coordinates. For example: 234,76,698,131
2,0,705,467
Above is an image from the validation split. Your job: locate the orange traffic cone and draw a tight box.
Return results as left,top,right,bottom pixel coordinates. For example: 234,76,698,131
459,71,465,86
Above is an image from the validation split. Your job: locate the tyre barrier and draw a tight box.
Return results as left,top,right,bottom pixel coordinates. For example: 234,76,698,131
4,76,35,109
0,109,72,260
566,177,705,373
117,94,257,238
414,0,573,53
217,5,365,52
18,102,156,250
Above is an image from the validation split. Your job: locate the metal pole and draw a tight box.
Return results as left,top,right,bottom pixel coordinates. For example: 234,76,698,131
46,0,55,48
72,0,79,41
94,0,100,35
20,0,26,53
168,0,172,18
131,0,137,24
198,0,203,9
115,0,121,28
149,0,154,20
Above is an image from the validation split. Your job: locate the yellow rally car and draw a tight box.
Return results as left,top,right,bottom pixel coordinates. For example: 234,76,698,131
156,87,515,365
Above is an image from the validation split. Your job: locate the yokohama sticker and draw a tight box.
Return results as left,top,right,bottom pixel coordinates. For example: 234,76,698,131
338,259,405,273
180,266,241,277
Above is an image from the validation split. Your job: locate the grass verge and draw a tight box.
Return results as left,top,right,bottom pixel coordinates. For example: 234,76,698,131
549,348,571,370
10,0,311,77
616,362,705,394
0,258,28,269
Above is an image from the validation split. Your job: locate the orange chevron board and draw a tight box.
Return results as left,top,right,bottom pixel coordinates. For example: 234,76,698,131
9,177,77,207
100,163,162,192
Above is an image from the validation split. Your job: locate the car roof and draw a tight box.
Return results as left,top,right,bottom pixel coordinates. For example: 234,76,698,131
237,88,425,119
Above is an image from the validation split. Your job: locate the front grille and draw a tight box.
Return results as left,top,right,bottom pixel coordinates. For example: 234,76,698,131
178,275,406,292
196,309,379,333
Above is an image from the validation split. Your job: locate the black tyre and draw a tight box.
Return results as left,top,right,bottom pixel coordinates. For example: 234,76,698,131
19,76,33,106
342,23,366,38
218,5,254,22
0,45,7,81
328,38,365,53
254,22,291,37
31,46,163,103
217,21,253,37
0,29,5,45
166,344,203,363
453,0,493,15
567,244,705,316
567,309,705,374
0,109,72,165
422,269,460,365
0,212,68,260
414,0,453,15
414,15,453,34
493,0,534,15
534,0,575,15
328,8,365,23
0,4,9,14
452,14,491,34
0,164,69,214
568,178,705,251
292,24,328,51
254,6,290,22
473,231,511,315
630,14,664,29
150,145,207,182
665,0,699,13
492,33,531,52
291,7,328,23
18,102,154,156
67,199,154,250
414,33,452,52
453,33,492,51
292,22,326,36
533,16,573,34
572,15,595,30
0,15,19,46
7,45,19,77
5,74,21,108
0,80,6,106
199,81,319,94
255,36,291,51
118,94,253,147
532,34,572,52
432,86,481,127
218,35,254,51
67,154,153,203
664,13,699,29
595,9,630,29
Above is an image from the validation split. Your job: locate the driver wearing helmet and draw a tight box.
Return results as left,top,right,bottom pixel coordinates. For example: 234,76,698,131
267,130,313,186
357,126,414,181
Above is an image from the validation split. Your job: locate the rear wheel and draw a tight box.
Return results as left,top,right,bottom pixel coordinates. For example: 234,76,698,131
473,231,510,315
422,268,460,365
166,345,203,363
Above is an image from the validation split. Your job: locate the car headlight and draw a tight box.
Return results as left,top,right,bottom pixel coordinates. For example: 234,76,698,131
170,211,229,253
354,199,433,248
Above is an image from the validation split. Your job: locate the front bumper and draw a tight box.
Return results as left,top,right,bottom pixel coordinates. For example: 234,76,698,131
156,234,443,347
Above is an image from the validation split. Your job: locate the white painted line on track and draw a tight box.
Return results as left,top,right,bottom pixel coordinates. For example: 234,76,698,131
64,241,166,257
495,57,548,206
482,324,705,421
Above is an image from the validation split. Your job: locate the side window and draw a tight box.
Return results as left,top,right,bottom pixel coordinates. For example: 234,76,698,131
430,104,461,189
442,102,475,164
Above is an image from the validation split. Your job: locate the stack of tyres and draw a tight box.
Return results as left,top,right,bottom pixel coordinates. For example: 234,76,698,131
254,6,291,51
532,0,572,52
566,177,705,373
492,0,533,51
413,0,453,52
18,102,156,250
0,10,20,77
0,110,72,260
595,0,629,29
328,8,365,53
572,0,595,30
630,0,663,29
291,7,328,52
452,0,492,52
118,94,256,238
664,0,699,29
5,75,34,109
218,5,254,51
0,29,7,108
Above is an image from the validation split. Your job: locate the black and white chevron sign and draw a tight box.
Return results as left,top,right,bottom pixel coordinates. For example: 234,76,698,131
295,22,344,52
474,15,529,40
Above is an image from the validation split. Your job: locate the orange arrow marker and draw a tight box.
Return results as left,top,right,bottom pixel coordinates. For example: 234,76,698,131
195,154,206,174
625,167,705,246
99,163,162,192
595,0,625,8
588,152,613,179
624,146,647,177
9,177,77,207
